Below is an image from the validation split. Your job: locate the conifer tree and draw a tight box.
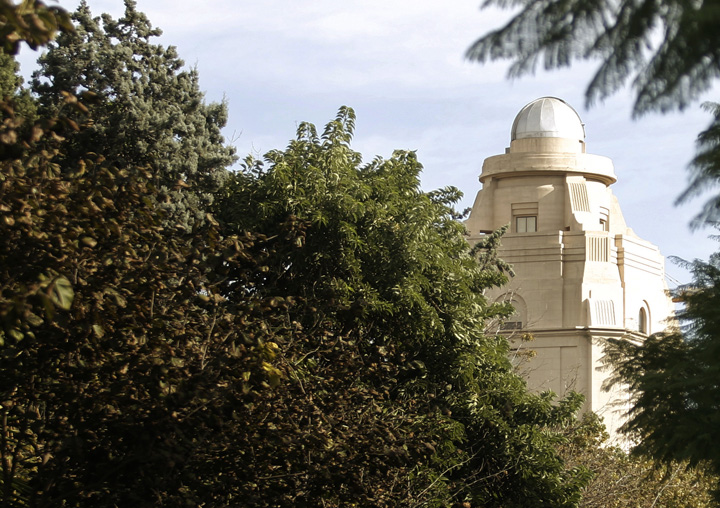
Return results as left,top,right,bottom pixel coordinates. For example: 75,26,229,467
603,243,720,485
0,52,37,151
31,0,235,228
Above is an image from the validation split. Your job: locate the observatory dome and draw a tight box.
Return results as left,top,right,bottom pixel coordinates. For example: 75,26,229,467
511,97,585,142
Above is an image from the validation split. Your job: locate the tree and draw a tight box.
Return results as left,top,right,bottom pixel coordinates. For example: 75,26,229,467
0,4,289,506
218,107,591,507
603,244,720,484
557,413,717,508
0,89,298,506
0,92,588,504
31,0,236,228
466,0,720,495
0,2,608,504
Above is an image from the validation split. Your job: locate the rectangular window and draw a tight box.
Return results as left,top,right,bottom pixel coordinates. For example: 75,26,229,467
512,202,538,233
500,321,523,331
516,216,537,233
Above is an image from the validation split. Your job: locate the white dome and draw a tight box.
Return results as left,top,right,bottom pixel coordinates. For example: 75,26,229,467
511,97,585,142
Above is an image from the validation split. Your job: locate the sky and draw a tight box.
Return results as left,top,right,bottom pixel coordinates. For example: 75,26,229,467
19,0,720,285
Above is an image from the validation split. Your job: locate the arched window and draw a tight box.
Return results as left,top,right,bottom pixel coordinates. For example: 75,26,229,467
497,294,528,331
638,307,648,335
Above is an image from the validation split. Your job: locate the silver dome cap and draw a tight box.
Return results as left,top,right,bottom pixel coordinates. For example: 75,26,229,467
511,97,586,142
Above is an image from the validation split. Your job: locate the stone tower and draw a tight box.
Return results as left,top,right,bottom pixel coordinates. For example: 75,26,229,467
466,97,674,437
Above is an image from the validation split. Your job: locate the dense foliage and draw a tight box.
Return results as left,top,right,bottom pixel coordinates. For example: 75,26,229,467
0,2,264,506
558,414,717,508
0,58,296,508
604,244,720,485
0,83,590,507
0,3,593,503
8,0,711,506
31,0,235,228
217,106,590,507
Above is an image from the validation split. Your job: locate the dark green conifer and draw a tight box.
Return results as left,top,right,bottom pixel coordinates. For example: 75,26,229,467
31,0,235,228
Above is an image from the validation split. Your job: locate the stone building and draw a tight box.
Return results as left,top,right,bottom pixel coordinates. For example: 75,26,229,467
465,97,674,437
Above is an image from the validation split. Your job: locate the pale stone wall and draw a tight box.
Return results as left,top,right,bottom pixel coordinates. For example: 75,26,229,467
466,97,674,441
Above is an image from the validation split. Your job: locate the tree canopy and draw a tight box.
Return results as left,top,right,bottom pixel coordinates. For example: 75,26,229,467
217,106,591,507
0,3,276,505
0,89,590,504
0,118,287,507
604,243,720,483
1,3,593,501
31,0,235,228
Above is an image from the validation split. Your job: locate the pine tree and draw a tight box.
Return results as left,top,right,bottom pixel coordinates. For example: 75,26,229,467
31,0,235,228
0,52,37,149
603,242,720,484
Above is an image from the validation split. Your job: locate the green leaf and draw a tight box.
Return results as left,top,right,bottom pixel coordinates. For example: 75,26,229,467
26,311,44,326
81,236,97,247
50,275,74,310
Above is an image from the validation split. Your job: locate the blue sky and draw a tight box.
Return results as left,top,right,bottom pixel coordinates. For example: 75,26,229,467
21,0,720,284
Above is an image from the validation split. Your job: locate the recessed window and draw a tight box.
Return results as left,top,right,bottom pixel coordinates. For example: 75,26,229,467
638,307,648,334
516,216,537,233
512,202,538,233
500,321,523,331
495,295,528,333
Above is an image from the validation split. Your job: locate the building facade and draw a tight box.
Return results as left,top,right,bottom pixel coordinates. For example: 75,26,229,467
466,97,674,437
